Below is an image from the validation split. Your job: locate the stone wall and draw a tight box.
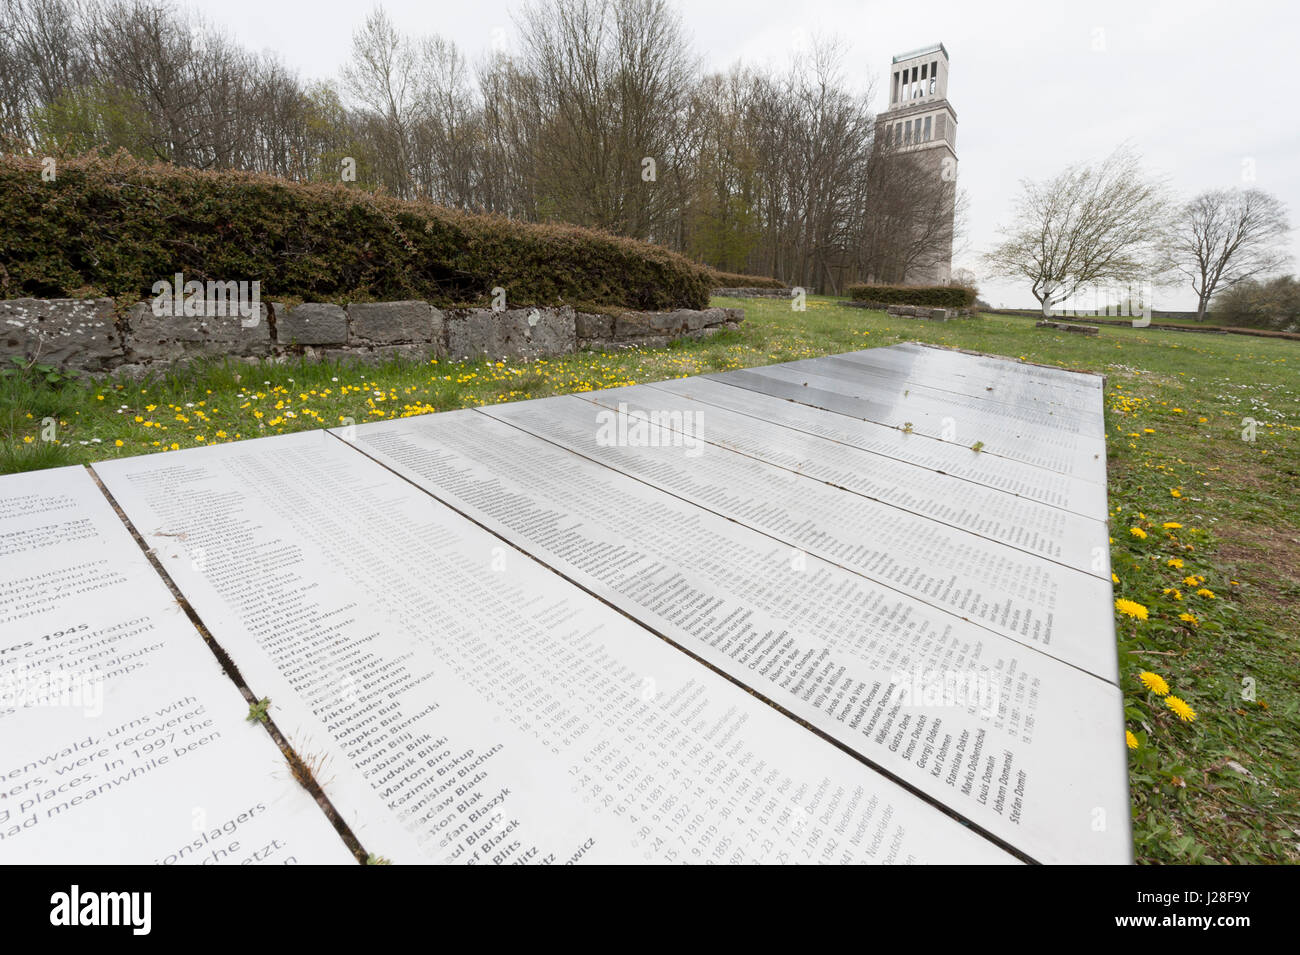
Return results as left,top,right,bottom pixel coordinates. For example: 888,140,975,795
1036,320,1099,336
840,300,976,321
0,298,744,376
576,307,742,351
712,287,792,298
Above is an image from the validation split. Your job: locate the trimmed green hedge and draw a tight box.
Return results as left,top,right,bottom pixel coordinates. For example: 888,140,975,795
0,154,712,310
706,269,787,290
847,284,976,307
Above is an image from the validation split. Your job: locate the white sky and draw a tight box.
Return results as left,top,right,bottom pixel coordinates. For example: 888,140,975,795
187,0,1299,309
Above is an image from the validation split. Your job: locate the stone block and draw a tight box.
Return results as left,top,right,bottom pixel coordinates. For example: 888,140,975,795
278,302,348,346
575,312,614,340
0,297,122,369
322,344,439,366
1037,320,1098,336
125,300,271,360
445,307,576,361
348,301,441,344
613,307,731,340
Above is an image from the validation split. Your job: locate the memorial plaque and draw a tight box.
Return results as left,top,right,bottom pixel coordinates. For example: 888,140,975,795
801,357,1106,438
829,347,1103,410
799,352,1099,413
574,383,1110,576
710,364,1108,484
481,396,1116,677
776,355,1106,439
95,433,1014,864
652,375,1108,519
0,466,352,864
337,409,1131,864
889,341,1106,391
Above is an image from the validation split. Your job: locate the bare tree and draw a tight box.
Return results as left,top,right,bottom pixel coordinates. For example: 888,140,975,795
342,6,419,196
984,146,1172,312
1168,188,1291,321
856,133,964,286
0,0,1017,293
515,0,695,238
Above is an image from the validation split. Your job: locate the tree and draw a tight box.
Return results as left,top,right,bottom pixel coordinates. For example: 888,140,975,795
1211,275,1300,331
514,0,695,239
984,146,1171,313
856,134,965,286
342,6,419,197
1168,188,1291,321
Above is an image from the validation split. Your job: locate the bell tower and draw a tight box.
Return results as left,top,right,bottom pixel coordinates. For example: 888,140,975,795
878,43,958,284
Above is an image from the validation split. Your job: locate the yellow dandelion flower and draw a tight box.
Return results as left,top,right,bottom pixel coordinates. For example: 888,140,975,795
1196,588,1216,599
1116,598,1149,621
1165,696,1196,722
1139,671,1169,695
114,439,123,447
1125,730,1139,750
1112,573,1119,584
1179,612,1198,625
1170,488,1182,498
1129,526,1147,539
1162,522,1182,529
1167,558,1184,569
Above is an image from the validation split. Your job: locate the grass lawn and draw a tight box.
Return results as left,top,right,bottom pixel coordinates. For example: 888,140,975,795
3,294,1297,864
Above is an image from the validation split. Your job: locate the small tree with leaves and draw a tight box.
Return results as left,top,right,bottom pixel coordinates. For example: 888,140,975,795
984,146,1171,313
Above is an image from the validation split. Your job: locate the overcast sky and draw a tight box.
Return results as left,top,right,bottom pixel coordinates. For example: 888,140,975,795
186,0,1298,309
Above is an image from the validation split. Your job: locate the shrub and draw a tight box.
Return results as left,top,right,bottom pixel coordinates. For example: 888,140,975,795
1210,276,1300,332
0,153,712,311
846,283,977,307
706,269,787,290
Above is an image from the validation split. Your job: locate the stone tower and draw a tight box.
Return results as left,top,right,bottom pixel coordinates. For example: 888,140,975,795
877,43,958,285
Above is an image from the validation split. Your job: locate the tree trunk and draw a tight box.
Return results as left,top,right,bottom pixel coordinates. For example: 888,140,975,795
1196,294,1210,322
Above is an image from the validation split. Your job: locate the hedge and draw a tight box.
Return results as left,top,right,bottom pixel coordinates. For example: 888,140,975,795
846,284,976,307
706,269,788,290
0,154,712,311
